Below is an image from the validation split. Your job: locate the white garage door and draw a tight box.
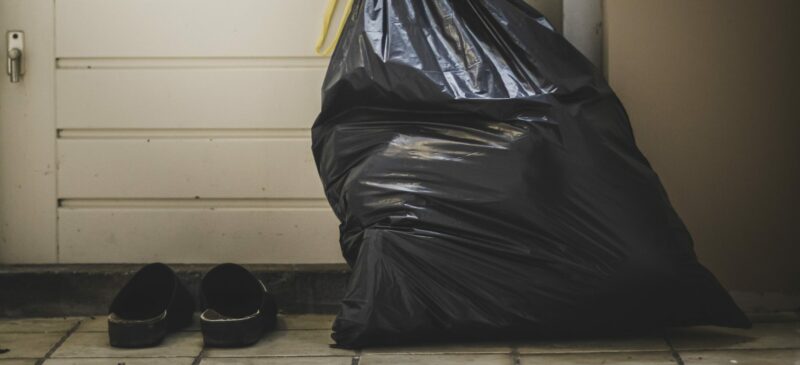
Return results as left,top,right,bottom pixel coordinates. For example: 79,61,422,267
1,0,584,264
54,0,348,264
2,0,346,264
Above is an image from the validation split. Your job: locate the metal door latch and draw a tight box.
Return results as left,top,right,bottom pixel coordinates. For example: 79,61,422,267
7,31,24,83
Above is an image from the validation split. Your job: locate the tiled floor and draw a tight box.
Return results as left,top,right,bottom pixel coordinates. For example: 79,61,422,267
0,313,798,364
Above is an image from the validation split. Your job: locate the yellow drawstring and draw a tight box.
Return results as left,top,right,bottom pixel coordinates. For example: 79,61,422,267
315,0,355,56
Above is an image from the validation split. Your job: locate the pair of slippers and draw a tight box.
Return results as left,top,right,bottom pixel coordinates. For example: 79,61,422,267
108,263,277,348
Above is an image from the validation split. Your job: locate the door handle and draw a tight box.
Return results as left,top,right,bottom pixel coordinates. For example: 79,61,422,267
6,31,24,83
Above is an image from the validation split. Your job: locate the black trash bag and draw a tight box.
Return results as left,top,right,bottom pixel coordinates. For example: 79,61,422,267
312,0,750,348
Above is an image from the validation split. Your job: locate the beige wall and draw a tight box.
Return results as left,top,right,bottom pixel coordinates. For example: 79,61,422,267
605,0,800,292
525,0,563,32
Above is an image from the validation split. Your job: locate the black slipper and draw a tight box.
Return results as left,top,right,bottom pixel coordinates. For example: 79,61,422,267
200,263,278,347
108,263,195,348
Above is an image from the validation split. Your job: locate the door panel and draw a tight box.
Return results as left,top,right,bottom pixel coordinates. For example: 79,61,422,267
58,138,322,199
0,0,57,263
52,0,341,263
56,0,332,58
56,68,326,129
58,208,340,263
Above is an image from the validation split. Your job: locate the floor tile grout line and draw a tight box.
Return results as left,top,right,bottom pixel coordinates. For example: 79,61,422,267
511,344,521,365
191,347,206,365
664,334,685,365
35,319,83,365
351,349,361,365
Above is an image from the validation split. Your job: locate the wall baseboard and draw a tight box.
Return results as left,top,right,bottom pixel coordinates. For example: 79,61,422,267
730,291,800,313
1,264,797,318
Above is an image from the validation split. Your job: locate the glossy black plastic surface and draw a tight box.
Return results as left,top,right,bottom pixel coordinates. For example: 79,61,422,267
312,0,750,348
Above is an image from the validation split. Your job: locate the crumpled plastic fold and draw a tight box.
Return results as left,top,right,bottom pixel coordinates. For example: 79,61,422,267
312,0,750,348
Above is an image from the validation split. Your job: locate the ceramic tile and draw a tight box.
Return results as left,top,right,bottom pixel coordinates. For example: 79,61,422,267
363,341,511,355
517,335,669,354
520,352,677,364
0,360,37,365
681,349,800,364
0,333,63,359
204,330,352,358
44,358,195,365
360,354,513,365
201,357,352,365
668,322,800,351
51,332,202,358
